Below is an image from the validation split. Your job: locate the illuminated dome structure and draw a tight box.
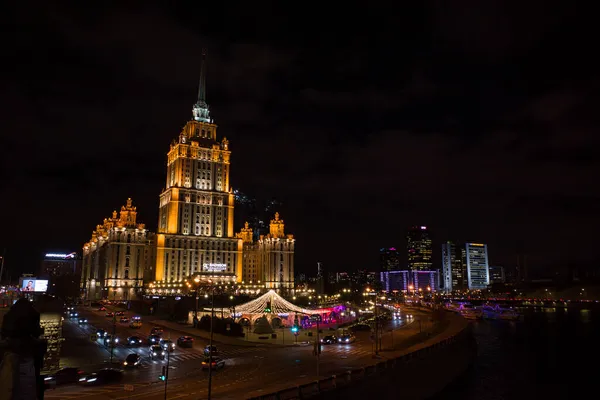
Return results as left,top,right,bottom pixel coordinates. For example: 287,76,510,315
230,290,334,327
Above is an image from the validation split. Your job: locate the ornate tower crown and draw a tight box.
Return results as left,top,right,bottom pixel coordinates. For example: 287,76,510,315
192,50,211,123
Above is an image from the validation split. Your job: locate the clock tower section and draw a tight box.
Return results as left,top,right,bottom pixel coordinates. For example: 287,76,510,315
155,52,242,283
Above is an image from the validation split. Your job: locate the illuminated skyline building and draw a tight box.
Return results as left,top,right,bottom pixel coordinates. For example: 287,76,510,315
154,53,242,284
407,226,433,271
236,213,295,291
81,198,155,300
463,243,490,290
441,241,466,293
380,247,400,272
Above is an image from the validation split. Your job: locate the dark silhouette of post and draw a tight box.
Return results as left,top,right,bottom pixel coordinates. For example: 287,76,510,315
207,286,215,400
0,298,48,400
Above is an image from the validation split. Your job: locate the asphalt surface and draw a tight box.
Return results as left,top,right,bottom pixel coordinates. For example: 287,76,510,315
45,305,432,399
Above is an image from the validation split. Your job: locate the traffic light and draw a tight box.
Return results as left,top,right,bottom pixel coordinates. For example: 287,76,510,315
159,366,167,381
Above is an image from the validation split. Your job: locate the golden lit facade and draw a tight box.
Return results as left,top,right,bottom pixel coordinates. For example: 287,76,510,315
154,54,242,283
236,222,262,283
81,198,155,300
236,213,295,291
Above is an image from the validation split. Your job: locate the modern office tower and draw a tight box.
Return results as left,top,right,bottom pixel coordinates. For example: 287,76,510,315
441,241,466,292
407,226,433,271
489,266,505,284
463,243,490,290
380,247,400,271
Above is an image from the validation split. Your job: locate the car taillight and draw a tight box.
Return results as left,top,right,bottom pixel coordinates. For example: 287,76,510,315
78,370,84,374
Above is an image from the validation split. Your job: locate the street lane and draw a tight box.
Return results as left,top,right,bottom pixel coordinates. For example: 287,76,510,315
46,305,432,399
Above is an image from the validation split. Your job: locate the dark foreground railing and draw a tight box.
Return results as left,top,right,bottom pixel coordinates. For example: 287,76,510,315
248,325,472,400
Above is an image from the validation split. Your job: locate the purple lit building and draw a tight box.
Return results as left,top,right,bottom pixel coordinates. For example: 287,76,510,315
380,270,439,293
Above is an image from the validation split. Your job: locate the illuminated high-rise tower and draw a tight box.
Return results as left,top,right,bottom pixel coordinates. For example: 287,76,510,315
155,52,242,283
407,226,433,271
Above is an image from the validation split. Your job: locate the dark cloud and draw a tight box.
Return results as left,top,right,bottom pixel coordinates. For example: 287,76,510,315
1,2,599,277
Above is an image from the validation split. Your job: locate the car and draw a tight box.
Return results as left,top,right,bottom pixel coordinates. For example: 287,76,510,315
115,311,125,316
177,336,194,348
104,335,119,346
98,306,106,311
105,312,114,317
337,334,356,344
320,335,337,344
79,368,123,385
123,353,141,368
201,357,225,370
131,316,142,321
148,334,161,344
78,318,88,324
43,367,84,386
126,336,143,346
149,345,166,360
68,312,79,318
160,339,175,352
204,345,218,356
150,327,164,335
129,321,142,329
96,329,108,339
119,317,129,323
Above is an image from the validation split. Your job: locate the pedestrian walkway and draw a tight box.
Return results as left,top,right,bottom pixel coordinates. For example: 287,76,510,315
44,383,148,399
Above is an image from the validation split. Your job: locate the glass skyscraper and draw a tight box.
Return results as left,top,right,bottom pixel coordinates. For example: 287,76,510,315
464,243,490,290
407,226,433,271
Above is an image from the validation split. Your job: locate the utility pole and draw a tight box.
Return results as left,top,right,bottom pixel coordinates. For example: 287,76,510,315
316,319,320,379
164,333,171,400
0,249,6,284
208,286,215,400
374,300,379,355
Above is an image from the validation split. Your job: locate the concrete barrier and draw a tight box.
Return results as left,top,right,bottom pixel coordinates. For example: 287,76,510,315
277,386,300,400
299,381,319,398
317,376,336,392
349,367,365,381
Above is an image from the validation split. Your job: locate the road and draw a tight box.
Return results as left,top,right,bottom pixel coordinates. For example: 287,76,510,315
46,304,433,399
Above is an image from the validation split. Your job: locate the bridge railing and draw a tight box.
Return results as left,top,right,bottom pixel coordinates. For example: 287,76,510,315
247,325,469,400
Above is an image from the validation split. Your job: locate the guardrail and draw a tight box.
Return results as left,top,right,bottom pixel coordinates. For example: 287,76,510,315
247,326,469,400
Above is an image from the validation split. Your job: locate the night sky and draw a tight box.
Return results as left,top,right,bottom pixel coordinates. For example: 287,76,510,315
2,2,598,279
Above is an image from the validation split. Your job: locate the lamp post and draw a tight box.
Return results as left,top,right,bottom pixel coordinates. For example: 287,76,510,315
207,282,215,400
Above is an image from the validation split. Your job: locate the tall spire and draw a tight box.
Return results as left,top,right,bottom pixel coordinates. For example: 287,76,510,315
197,50,207,104
192,49,211,123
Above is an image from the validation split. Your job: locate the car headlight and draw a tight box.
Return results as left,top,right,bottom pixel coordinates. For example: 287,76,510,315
153,352,157,356
115,338,119,343
79,377,86,382
123,362,128,365
87,378,97,383
346,338,350,342
44,377,53,381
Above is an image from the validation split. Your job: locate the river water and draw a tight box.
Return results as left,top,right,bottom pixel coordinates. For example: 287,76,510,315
435,304,600,399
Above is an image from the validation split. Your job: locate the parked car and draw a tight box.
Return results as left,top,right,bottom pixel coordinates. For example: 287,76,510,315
115,311,125,316
201,357,225,370
79,368,123,385
160,339,175,352
126,336,143,346
123,353,141,368
320,335,337,344
337,334,356,344
43,367,84,386
105,312,114,318
149,345,166,360
177,336,194,348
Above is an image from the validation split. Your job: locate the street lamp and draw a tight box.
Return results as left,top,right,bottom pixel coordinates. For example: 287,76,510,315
207,281,215,400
